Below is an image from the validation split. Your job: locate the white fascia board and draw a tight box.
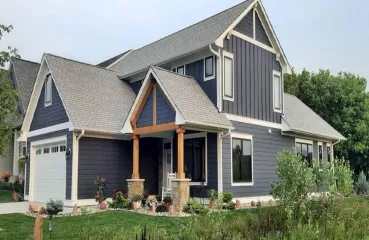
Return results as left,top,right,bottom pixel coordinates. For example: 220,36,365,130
27,122,73,138
227,114,283,129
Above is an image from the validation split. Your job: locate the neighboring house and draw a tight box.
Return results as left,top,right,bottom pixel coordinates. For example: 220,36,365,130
20,0,344,209
0,58,39,176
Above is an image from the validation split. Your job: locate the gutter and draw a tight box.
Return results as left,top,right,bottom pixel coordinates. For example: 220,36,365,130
77,129,85,141
209,44,222,112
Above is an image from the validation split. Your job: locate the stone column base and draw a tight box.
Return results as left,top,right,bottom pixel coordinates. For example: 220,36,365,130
127,179,145,198
171,179,191,212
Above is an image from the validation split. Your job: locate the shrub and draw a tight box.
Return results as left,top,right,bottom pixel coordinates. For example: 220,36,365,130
163,196,172,205
222,192,232,204
112,188,128,200
183,199,209,215
108,191,131,209
156,204,168,213
313,159,335,193
131,194,143,202
355,171,369,195
94,177,107,202
208,189,218,201
334,158,354,196
46,199,64,218
1,172,10,182
224,201,236,210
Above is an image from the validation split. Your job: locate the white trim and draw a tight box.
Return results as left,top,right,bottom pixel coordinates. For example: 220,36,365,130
29,135,67,202
226,114,282,129
27,122,73,138
295,138,314,145
223,51,234,102
217,132,223,193
44,74,52,107
272,70,282,113
162,138,173,189
231,30,276,54
172,65,186,75
184,132,208,186
106,50,133,69
203,55,216,81
252,8,256,39
230,132,254,186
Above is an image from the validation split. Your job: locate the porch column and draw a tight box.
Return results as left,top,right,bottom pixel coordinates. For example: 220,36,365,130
127,134,144,199
172,127,190,212
176,128,185,179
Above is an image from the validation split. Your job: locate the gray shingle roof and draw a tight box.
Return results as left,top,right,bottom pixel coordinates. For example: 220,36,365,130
110,0,255,77
151,66,232,129
283,93,345,140
96,50,131,68
45,54,136,133
12,58,40,114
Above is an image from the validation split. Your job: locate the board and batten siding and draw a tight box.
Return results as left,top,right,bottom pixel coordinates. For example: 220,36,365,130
222,35,282,124
30,79,69,131
26,129,73,200
222,121,294,197
255,12,272,47
234,10,253,38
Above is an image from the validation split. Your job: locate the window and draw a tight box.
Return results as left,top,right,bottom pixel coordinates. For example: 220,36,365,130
43,147,50,154
223,52,234,100
177,66,184,75
60,146,66,152
36,149,42,155
204,56,214,80
184,135,206,183
22,147,27,158
273,71,282,111
296,141,313,167
231,133,253,185
327,146,331,163
319,144,323,168
51,146,59,153
45,74,52,106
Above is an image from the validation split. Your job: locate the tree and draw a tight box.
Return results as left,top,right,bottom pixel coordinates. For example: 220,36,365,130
0,24,20,156
284,69,369,174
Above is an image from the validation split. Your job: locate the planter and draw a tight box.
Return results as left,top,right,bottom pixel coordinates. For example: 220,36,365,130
209,200,216,209
12,192,19,202
134,201,142,209
132,201,137,210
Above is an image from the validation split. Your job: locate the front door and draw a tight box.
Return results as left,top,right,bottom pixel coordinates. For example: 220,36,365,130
163,140,172,188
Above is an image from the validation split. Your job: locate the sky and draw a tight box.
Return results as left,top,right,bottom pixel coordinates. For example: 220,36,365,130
1,0,369,88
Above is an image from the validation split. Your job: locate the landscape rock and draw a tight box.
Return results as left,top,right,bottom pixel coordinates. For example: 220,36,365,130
99,201,107,210
29,202,39,213
72,204,78,214
39,207,46,215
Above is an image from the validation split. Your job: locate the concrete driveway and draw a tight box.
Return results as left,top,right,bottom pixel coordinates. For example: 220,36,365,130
0,202,74,214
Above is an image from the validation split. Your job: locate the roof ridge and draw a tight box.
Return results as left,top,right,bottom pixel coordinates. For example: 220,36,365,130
129,0,252,55
45,53,116,73
13,57,40,66
152,66,195,80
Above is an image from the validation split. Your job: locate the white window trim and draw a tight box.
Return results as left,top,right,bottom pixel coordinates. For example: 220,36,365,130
223,51,234,102
230,132,254,187
172,65,185,75
272,70,282,113
204,55,215,81
44,74,52,107
162,138,174,188
184,132,208,186
295,138,313,145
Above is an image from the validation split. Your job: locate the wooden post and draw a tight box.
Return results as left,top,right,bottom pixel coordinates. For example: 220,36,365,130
132,135,139,179
176,128,185,179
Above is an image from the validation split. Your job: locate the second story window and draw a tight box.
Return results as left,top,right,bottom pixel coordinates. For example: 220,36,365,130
177,66,184,75
223,51,234,101
45,74,52,106
273,70,282,112
204,56,214,80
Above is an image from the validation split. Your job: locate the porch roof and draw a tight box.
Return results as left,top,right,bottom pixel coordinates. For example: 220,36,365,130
122,66,233,133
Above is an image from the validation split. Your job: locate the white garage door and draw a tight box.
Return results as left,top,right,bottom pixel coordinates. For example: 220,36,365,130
33,142,66,203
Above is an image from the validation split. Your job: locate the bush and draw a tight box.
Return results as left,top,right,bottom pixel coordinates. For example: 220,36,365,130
224,201,236,210
46,199,64,218
183,199,209,215
131,194,143,202
334,158,354,196
355,171,369,195
313,159,335,193
222,192,232,204
208,189,218,201
155,204,167,213
112,188,128,200
163,196,172,205
108,191,131,209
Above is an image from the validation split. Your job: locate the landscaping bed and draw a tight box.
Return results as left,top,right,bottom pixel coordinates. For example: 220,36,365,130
0,190,12,203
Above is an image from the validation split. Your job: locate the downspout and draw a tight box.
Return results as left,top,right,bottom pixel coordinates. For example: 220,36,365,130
77,130,85,142
332,138,341,167
209,44,222,112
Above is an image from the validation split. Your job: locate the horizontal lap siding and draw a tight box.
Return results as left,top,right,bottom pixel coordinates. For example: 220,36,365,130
222,36,282,124
222,122,294,197
30,80,69,131
26,129,73,199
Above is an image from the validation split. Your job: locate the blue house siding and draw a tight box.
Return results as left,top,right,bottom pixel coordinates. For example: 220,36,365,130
156,86,175,124
234,10,253,38
255,12,272,47
136,90,153,127
130,80,142,95
26,129,73,200
223,35,282,124
222,122,294,197
30,79,69,131
185,58,217,105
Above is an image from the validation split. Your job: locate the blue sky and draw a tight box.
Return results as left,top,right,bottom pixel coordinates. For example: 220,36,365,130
1,0,368,88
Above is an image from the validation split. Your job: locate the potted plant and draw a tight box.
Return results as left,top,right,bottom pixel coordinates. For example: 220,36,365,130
1,172,10,183
94,177,107,207
132,194,143,209
163,196,172,210
11,180,23,202
208,189,218,209
46,199,64,233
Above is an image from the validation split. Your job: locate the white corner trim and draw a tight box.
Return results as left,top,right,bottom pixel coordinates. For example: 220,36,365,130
106,50,133,69
217,132,223,193
226,114,282,129
27,122,73,138
230,132,254,187
272,70,282,113
295,138,314,145
222,51,234,102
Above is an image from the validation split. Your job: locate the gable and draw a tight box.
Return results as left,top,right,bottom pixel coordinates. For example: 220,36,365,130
156,86,175,125
30,77,69,131
255,12,271,47
234,10,253,38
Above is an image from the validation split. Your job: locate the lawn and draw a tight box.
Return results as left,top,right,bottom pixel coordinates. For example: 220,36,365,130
0,190,12,203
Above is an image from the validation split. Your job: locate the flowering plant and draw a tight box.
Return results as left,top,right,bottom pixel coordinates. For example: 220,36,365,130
94,177,107,203
1,172,10,182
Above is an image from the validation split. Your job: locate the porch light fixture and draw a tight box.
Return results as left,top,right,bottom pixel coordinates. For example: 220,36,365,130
65,148,72,157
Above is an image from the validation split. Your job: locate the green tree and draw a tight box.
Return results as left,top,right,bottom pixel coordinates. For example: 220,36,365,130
284,69,369,173
0,24,20,156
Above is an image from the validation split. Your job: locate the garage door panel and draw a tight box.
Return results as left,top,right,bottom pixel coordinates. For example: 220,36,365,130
33,142,66,203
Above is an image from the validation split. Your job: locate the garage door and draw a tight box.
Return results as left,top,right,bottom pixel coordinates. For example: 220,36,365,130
33,142,66,203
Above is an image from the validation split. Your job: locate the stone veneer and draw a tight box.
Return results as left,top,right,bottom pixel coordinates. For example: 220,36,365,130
171,179,190,212
127,179,145,197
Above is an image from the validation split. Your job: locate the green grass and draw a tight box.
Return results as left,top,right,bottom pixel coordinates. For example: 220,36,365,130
0,190,12,203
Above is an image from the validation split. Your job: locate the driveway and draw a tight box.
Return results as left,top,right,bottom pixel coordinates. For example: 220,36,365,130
0,202,74,214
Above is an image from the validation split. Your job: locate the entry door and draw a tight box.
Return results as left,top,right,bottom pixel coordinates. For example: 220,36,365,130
163,140,172,188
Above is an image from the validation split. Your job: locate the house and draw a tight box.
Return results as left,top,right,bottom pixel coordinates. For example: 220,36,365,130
0,58,39,177
19,0,344,211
